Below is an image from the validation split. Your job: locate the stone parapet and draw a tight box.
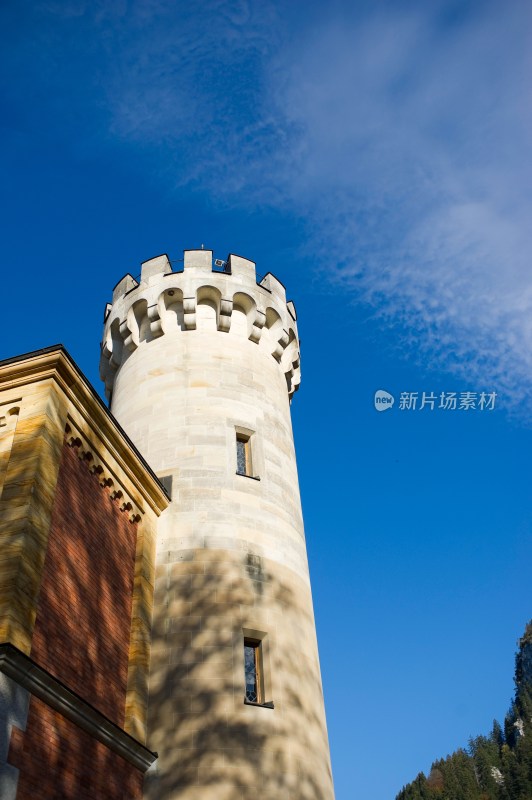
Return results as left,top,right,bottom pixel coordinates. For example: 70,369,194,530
100,250,301,401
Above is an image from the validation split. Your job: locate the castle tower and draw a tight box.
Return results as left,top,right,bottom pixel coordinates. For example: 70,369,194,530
100,249,335,800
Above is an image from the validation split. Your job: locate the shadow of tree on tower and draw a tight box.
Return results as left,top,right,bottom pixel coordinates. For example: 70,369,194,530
145,544,334,800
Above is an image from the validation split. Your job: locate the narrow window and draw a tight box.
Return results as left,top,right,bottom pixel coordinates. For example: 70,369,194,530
244,638,262,703
236,434,252,477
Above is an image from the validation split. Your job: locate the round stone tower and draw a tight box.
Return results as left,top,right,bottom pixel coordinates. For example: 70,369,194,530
100,249,335,800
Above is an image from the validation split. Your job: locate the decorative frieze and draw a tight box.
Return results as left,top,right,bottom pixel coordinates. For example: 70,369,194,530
65,421,143,524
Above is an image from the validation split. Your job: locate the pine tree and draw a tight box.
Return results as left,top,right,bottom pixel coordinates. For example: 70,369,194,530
469,733,501,799
395,621,532,800
396,771,430,800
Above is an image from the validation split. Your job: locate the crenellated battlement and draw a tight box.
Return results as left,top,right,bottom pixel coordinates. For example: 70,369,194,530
100,249,301,400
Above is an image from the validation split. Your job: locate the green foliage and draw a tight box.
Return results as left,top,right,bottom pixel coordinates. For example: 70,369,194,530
395,621,532,800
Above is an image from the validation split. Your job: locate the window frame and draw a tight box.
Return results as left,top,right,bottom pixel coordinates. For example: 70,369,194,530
233,425,261,482
242,629,274,709
244,637,263,704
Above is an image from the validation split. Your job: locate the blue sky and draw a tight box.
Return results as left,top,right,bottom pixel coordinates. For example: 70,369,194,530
2,1,531,797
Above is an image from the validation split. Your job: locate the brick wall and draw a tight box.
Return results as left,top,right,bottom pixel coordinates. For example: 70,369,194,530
8,440,143,799
8,697,143,800
31,441,138,725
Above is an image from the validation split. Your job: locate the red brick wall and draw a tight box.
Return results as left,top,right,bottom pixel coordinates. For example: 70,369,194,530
8,697,143,800
6,441,145,798
30,441,138,725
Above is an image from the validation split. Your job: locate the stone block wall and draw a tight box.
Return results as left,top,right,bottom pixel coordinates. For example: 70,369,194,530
102,252,335,800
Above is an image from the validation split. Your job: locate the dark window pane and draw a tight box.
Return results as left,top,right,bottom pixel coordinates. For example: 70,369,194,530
236,438,247,475
244,642,259,702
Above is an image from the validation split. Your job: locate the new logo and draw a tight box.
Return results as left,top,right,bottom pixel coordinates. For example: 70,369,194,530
374,389,395,412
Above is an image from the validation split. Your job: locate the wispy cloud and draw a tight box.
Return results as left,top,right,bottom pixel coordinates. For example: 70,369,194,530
269,3,532,411
21,0,532,413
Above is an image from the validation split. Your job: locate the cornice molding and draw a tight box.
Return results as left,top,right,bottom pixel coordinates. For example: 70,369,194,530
0,643,157,772
0,346,168,517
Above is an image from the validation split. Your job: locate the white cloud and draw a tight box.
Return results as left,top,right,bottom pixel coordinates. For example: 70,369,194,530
270,3,532,412
91,0,532,413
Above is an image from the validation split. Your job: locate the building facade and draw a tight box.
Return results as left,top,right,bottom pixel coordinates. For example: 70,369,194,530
0,247,334,799
0,347,168,800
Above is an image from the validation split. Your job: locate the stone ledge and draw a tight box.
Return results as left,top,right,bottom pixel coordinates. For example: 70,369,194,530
243,698,274,709
0,643,157,772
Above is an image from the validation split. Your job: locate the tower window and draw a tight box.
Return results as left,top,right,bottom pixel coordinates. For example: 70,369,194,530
236,434,252,477
244,638,262,704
